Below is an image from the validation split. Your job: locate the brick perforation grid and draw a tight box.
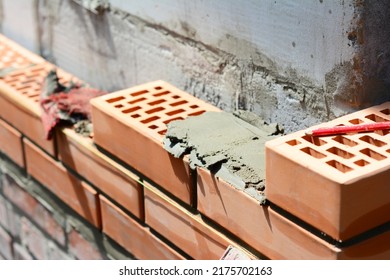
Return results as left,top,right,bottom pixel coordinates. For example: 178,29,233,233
0,41,32,70
103,82,213,137
0,63,85,103
282,103,390,175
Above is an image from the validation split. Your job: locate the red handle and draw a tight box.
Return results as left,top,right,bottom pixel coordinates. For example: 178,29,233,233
306,122,390,136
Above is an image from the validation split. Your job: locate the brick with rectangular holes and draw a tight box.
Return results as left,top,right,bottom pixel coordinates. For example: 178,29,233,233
0,62,85,156
266,102,390,240
0,34,44,73
91,80,220,206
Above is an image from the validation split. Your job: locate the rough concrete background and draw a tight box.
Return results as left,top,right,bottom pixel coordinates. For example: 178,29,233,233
1,0,390,132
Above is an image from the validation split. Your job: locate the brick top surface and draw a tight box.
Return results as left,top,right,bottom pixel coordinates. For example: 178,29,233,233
0,34,44,71
91,80,220,140
266,102,390,183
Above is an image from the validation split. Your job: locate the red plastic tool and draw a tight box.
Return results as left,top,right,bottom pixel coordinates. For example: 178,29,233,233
305,121,390,137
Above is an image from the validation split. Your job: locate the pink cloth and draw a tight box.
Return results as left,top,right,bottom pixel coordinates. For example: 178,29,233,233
40,70,106,140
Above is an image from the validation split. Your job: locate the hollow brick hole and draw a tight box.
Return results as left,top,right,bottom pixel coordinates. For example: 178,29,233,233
360,148,386,161
349,118,364,125
286,139,301,146
301,135,327,146
300,147,326,159
327,147,355,159
365,114,389,123
326,160,353,173
332,135,358,147
354,159,370,167
359,135,387,147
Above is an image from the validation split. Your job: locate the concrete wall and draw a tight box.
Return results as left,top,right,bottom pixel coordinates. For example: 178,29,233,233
1,0,390,132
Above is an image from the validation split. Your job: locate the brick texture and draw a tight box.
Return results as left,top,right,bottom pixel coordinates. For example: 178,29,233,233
197,167,342,259
143,181,252,260
91,81,220,206
23,138,101,228
2,173,65,246
57,128,144,220
0,95,55,156
68,228,104,260
100,195,185,260
0,118,24,167
13,242,33,260
266,102,390,240
0,226,13,259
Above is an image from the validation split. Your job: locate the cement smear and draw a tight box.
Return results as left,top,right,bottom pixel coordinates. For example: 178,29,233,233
163,111,283,204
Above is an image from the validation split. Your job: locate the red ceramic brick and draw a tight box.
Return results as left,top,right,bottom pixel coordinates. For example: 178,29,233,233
198,168,390,259
0,118,24,167
20,217,47,259
338,229,390,259
143,181,257,260
91,80,220,206
23,138,100,228
100,195,185,260
0,33,44,72
68,228,104,260
0,62,85,156
57,128,144,220
266,102,390,240
197,167,341,259
0,226,13,259
2,173,65,246
0,95,55,155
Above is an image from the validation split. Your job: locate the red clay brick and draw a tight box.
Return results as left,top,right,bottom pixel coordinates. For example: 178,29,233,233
91,81,220,206
20,217,47,259
23,138,100,228
197,167,342,259
143,181,256,260
0,95,55,156
0,226,13,259
0,118,24,167
0,194,21,237
100,195,185,260
68,228,103,260
0,62,86,157
57,128,144,220
2,173,65,246
339,229,390,259
198,167,390,259
0,33,44,71
266,102,390,240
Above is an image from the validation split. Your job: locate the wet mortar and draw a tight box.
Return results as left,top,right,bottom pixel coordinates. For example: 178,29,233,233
163,111,283,204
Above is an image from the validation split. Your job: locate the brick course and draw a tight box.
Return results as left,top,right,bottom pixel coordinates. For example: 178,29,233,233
0,34,389,260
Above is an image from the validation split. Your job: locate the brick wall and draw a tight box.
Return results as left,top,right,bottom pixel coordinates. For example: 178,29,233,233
0,35,389,260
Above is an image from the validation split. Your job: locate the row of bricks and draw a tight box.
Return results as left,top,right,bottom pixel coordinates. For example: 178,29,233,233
0,35,254,259
0,169,136,260
1,34,389,259
0,117,256,259
2,116,389,259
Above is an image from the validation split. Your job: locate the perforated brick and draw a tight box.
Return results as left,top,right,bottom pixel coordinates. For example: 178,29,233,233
93,80,219,139
0,61,85,156
0,34,44,73
1,62,84,106
266,102,390,240
91,80,220,205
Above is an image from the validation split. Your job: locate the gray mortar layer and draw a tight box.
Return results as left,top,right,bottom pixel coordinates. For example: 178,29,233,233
163,111,282,204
